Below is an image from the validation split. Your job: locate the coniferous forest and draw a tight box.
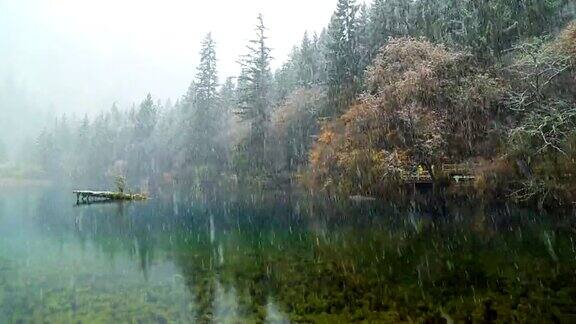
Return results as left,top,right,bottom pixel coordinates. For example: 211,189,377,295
13,0,576,206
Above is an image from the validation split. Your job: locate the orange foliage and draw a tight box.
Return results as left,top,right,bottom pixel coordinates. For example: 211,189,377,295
554,21,576,61
307,38,502,196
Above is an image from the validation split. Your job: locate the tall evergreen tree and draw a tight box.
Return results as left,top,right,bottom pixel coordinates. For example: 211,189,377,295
237,14,273,170
274,48,299,102
76,114,90,155
220,77,237,117
129,94,157,183
219,77,238,169
188,33,222,170
368,0,390,57
296,32,319,88
325,0,359,116
195,33,219,106
355,3,371,79
134,93,157,139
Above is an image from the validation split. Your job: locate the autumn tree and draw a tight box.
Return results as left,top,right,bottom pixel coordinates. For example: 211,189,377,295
309,38,501,195
272,87,325,172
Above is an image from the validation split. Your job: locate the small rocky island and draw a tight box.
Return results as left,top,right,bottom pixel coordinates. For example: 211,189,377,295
73,190,148,204
74,176,147,204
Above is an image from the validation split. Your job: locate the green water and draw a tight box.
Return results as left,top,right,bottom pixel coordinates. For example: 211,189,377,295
1,187,576,323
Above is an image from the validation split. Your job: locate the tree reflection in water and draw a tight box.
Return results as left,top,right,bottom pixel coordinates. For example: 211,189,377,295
22,188,576,322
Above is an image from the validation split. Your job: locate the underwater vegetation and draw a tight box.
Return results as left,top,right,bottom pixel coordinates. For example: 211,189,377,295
1,188,576,322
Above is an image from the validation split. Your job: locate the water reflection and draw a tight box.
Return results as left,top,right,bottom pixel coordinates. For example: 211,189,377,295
1,187,576,322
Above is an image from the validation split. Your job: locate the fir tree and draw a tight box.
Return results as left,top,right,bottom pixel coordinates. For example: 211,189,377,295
134,93,157,139
355,3,371,80
325,0,359,116
237,14,273,170
195,33,219,107
189,32,225,171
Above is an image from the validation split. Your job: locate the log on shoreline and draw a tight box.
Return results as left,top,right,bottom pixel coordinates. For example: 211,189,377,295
73,190,148,203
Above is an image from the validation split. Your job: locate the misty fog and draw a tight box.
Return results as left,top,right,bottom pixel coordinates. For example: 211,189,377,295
0,0,340,157
1,0,576,322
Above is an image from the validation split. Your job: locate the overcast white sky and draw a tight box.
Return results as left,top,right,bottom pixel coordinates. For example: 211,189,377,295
0,0,351,115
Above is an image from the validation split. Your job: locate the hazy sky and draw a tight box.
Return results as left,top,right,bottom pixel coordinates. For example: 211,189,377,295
0,0,348,115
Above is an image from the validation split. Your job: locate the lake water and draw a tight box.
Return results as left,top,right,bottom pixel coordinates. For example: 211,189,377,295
1,186,576,323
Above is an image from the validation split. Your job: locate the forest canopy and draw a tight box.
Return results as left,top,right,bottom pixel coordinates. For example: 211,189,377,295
10,0,576,205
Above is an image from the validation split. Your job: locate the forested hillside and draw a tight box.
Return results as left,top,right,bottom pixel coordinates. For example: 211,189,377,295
21,0,576,205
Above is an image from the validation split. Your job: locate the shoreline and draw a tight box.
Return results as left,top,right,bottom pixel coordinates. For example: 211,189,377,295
0,178,52,187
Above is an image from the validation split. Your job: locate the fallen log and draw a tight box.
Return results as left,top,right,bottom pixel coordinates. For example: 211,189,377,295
349,195,377,203
73,190,148,204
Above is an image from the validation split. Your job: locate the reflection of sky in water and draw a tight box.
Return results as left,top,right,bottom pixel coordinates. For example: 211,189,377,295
266,299,290,323
1,186,576,322
213,280,239,323
0,188,303,322
0,190,194,322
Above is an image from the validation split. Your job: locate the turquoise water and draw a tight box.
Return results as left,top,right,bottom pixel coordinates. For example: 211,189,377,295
1,186,576,322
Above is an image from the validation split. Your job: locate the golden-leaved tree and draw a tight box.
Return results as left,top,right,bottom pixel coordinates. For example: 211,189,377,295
309,38,502,196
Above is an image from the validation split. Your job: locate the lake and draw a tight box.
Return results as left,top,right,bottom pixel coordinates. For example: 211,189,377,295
1,186,576,323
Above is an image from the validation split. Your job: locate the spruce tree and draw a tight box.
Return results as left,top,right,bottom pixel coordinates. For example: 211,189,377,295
296,32,313,88
195,33,219,108
189,33,221,169
325,0,359,116
355,3,371,80
134,93,157,139
237,14,273,170
220,77,237,116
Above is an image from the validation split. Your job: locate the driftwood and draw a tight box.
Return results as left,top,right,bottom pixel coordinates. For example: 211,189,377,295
73,190,147,204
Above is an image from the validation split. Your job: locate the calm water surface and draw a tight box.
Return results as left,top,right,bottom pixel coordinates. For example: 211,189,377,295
1,186,576,323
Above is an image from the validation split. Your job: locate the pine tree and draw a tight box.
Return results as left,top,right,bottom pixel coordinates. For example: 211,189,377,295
274,48,299,102
368,0,389,57
195,33,219,107
325,0,359,116
187,32,222,170
296,32,313,88
183,82,198,110
313,31,329,85
134,93,157,139
219,77,238,169
355,3,371,80
291,31,326,89
237,14,273,170
76,114,90,154
220,77,237,116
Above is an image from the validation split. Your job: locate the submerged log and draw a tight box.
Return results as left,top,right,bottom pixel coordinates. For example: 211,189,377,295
73,190,148,204
349,195,377,203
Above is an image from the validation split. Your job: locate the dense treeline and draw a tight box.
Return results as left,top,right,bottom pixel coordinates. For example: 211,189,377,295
20,0,576,205
309,28,576,205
